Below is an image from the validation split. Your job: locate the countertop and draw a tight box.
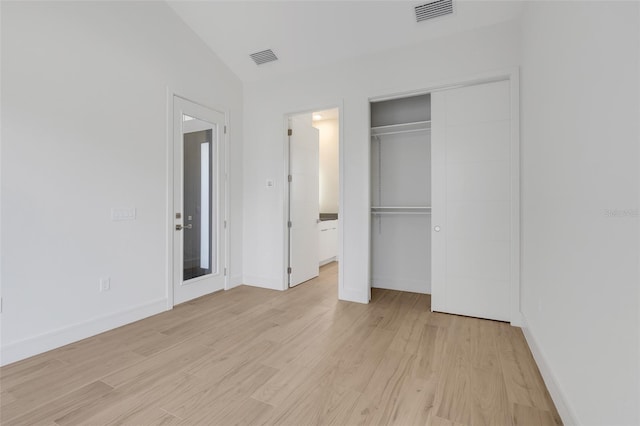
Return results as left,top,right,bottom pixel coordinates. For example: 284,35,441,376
319,213,338,221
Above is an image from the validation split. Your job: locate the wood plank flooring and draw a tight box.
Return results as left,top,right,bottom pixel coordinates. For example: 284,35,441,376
0,262,562,425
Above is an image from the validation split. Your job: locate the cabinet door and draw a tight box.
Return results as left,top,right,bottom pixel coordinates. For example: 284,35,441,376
319,220,338,263
431,80,513,322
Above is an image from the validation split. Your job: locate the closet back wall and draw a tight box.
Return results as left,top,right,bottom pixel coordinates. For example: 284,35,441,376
370,95,432,294
242,20,521,300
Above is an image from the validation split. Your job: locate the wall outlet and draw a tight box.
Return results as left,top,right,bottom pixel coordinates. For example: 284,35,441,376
99,277,111,292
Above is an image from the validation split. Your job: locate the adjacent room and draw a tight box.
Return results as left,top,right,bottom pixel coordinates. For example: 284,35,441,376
1,1,638,425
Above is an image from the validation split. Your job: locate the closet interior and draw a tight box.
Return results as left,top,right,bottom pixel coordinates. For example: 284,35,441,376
370,94,431,294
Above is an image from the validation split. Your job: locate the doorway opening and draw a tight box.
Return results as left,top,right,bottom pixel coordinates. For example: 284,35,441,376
286,107,340,289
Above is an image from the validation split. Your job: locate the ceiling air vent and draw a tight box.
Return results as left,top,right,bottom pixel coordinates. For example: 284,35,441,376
249,49,278,65
415,0,453,22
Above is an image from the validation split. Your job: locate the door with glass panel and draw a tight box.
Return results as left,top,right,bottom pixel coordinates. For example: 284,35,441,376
173,96,226,305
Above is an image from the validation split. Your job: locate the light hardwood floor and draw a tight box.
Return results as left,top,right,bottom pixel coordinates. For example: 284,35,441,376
0,262,561,425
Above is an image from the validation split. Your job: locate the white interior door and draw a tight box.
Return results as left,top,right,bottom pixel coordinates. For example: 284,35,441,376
431,80,513,322
173,96,226,305
288,114,320,287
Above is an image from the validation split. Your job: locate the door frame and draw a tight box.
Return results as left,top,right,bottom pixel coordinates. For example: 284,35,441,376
283,103,343,291
166,89,230,309
366,68,521,325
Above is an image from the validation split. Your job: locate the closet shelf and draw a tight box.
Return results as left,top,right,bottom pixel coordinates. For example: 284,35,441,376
371,206,431,215
371,206,431,210
371,120,431,137
372,211,431,216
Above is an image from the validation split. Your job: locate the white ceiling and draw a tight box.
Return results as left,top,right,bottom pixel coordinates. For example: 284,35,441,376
167,1,524,83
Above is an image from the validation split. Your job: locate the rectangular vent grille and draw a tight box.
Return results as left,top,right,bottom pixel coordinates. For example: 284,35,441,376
250,49,278,65
415,0,453,22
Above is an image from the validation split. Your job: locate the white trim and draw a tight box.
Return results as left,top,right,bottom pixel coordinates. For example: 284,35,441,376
180,273,220,287
509,68,522,327
283,115,291,290
367,67,521,324
0,298,167,366
520,315,580,426
367,68,517,103
365,101,372,303
223,112,230,291
337,101,346,303
166,87,175,310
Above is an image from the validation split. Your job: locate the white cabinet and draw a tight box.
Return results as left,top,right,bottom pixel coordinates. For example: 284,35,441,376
319,219,338,265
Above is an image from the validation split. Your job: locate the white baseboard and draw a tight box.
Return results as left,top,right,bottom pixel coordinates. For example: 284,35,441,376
319,256,337,266
242,275,284,291
520,314,580,426
0,298,168,366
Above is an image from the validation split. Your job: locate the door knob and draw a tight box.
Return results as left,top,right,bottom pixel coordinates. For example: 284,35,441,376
175,224,193,231
434,225,441,232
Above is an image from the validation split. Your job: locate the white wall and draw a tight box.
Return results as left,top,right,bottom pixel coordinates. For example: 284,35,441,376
243,20,521,299
314,119,339,213
0,1,243,365
520,2,639,425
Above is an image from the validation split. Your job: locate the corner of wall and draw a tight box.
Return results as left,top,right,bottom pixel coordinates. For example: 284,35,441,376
228,275,243,289
519,314,581,426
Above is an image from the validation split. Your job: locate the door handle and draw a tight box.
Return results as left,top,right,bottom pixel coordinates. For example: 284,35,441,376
434,225,441,232
175,224,193,231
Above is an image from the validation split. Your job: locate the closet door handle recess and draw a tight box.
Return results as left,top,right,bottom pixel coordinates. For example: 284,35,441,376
434,225,441,232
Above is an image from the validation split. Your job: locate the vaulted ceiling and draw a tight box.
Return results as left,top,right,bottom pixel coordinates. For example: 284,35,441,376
167,1,524,83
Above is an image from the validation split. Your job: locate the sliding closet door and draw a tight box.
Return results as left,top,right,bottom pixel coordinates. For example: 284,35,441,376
431,80,513,322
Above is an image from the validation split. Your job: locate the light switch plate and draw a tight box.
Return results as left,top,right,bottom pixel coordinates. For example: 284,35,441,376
111,208,136,221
